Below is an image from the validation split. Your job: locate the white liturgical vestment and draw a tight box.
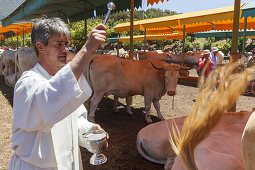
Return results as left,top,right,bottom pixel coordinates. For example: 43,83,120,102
8,62,94,170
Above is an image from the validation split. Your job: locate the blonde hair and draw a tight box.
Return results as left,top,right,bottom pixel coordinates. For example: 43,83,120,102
169,61,255,170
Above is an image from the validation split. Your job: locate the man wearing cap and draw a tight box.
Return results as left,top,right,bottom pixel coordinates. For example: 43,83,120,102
210,47,219,69
198,50,214,78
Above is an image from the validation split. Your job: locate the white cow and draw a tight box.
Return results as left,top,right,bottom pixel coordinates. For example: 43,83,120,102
5,72,21,87
1,50,17,86
15,47,38,74
0,49,5,75
2,50,16,78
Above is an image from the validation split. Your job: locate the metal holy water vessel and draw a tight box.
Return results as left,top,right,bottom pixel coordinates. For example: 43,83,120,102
103,2,116,25
83,130,108,165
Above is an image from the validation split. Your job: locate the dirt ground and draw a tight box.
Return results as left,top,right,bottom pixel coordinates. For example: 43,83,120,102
1,69,255,169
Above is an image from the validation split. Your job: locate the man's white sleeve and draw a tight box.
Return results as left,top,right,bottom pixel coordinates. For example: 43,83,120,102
13,63,92,131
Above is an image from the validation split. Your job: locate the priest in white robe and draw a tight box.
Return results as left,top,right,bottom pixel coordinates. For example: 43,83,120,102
8,18,107,170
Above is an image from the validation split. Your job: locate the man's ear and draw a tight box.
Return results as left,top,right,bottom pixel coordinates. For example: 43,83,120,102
36,42,44,52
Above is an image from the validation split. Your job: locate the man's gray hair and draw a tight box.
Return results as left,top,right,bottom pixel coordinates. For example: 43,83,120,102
31,18,71,56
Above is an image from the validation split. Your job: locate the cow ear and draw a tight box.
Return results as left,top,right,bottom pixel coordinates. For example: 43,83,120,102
180,66,192,70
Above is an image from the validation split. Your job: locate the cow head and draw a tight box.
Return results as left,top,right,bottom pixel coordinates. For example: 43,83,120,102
151,62,189,96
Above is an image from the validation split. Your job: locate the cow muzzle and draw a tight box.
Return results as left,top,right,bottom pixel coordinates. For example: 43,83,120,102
167,91,176,96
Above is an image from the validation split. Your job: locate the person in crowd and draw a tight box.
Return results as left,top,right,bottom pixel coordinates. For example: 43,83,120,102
198,49,214,78
8,17,107,170
210,47,219,69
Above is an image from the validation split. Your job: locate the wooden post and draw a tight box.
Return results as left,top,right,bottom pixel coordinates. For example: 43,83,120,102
129,0,134,60
117,33,120,58
229,0,241,112
11,34,13,48
144,28,146,51
15,29,19,84
182,25,185,53
84,0,88,42
128,0,134,105
231,0,241,55
23,28,25,47
242,17,247,55
16,29,19,50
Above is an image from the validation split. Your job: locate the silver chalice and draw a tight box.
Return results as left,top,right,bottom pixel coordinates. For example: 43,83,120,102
83,131,108,165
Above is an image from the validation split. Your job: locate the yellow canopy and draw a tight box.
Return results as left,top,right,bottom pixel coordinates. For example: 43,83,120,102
0,23,33,38
146,27,173,35
114,5,245,33
119,33,183,42
172,17,255,33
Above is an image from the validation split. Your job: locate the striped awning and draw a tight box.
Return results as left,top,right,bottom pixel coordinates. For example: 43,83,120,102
114,5,245,33
147,0,169,6
118,33,183,42
0,23,33,39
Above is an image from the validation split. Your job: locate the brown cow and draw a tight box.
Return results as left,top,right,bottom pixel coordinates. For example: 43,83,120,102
137,111,252,170
166,51,202,66
137,51,170,61
85,54,186,123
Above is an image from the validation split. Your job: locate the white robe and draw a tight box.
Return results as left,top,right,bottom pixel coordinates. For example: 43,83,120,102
8,62,94,170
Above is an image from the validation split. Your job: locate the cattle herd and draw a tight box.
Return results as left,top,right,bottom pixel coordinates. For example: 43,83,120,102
0,47,37,87
1,46,255,169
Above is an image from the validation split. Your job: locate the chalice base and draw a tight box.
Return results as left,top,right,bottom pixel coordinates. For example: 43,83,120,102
90,152,107,165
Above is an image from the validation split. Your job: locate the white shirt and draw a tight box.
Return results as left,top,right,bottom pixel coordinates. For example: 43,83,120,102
9,62,94,170
210,52,217,69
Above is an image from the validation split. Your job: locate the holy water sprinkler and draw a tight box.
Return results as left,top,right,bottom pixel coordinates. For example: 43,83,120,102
103,2,115,25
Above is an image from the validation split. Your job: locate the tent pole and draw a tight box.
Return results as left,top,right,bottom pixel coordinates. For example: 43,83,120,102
182,25,185,53
144,28,146,51
11,34,13,48
15,29,19,84
242,17,247,55
229,0,241,112
129,0,134,60
23,28,25,47
16,29,18,50
128,0,135,106
117,33,120,58
84,0,88,42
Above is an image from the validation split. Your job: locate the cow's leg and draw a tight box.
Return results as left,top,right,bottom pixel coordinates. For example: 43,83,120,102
153,100,164,120
113,95,118,112
164,155,176,170
144,97,153,124
88,92,104,123
126,96,133,115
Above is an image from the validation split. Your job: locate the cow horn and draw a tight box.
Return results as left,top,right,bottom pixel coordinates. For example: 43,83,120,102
151,62,165,72
151,62,165,74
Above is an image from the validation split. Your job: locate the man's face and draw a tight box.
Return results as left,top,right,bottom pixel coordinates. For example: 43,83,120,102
39,34,69,75
213,51,218,55
204,54,209,58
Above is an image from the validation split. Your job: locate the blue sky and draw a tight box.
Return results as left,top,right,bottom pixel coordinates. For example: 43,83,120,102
141,0,255,13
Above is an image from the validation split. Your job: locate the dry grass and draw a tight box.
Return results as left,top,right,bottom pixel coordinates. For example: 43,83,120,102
0,76,13,170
